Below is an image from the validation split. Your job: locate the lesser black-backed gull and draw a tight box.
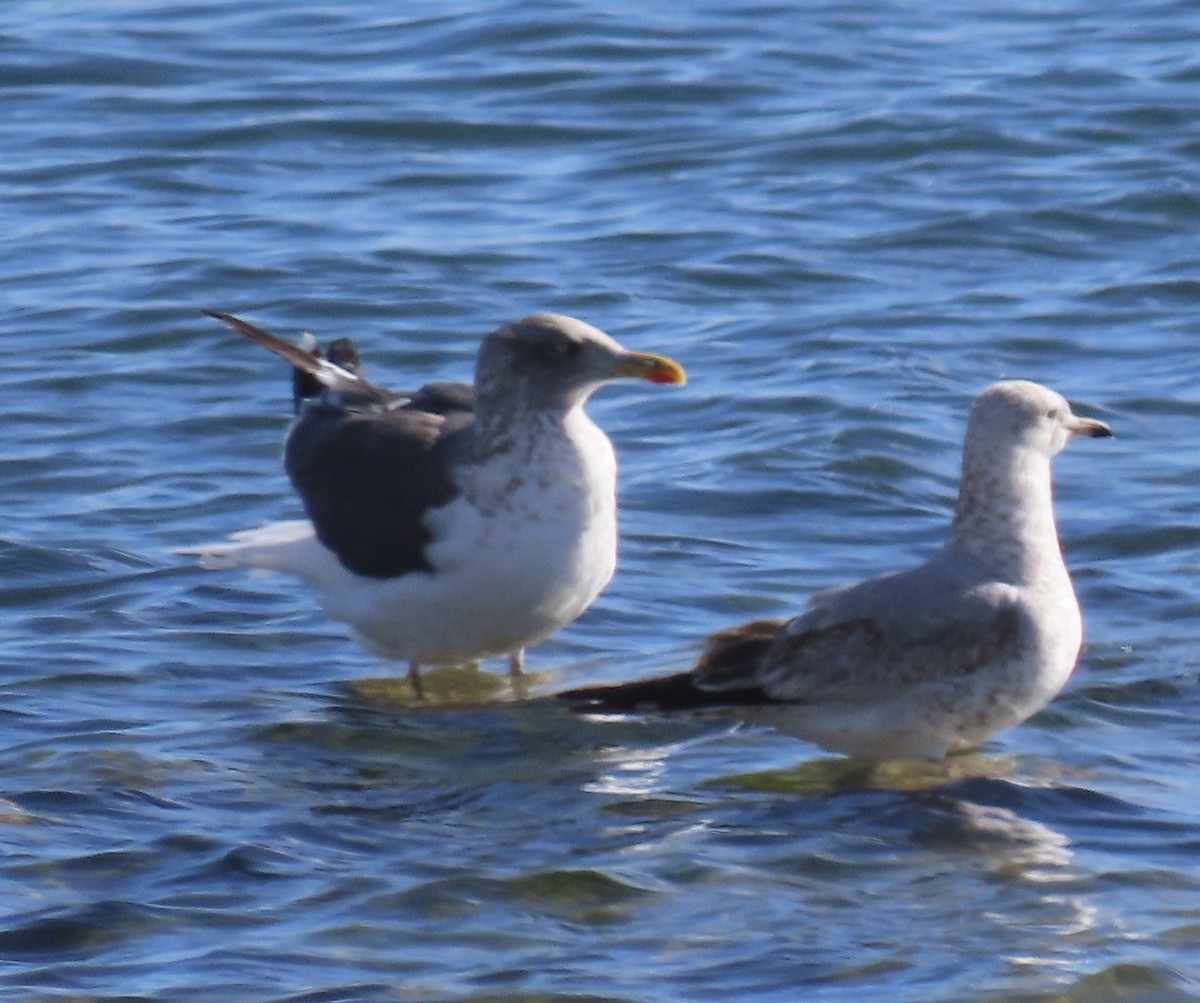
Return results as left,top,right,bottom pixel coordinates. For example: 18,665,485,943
561,381,1111,759
185,311,686,697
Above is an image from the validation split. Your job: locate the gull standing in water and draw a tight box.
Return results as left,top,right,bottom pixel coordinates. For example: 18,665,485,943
184,311,686,697
561,381,1111,759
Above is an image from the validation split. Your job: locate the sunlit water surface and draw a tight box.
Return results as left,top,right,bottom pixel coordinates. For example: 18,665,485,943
3,2,1200,1000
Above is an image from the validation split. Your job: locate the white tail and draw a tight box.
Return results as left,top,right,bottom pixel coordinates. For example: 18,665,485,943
178,520,317,572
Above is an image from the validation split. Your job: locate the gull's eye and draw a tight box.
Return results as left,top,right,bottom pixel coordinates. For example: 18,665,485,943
1046,407,1059,420
551,340,580,357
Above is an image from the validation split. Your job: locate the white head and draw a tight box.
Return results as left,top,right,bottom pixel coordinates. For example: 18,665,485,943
949,380,1111,572
966,380,1112,460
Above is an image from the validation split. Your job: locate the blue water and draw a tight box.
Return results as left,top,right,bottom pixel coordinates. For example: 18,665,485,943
4,1,1200,999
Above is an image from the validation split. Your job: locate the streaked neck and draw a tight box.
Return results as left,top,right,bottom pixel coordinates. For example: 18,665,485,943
473,393,592,462
946,443,1064,584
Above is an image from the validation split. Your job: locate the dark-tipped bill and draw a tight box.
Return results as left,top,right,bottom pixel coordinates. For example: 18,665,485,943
1071,415,1113,438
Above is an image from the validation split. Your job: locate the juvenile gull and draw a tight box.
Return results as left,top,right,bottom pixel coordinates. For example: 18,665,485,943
184,311,686,697
561,381,1111,759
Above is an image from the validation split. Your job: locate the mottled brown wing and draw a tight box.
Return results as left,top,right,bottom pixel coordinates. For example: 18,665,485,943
756,600,1025,703
692,618,789,690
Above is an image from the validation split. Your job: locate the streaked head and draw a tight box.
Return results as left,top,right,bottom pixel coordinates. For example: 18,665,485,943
477,313,686,410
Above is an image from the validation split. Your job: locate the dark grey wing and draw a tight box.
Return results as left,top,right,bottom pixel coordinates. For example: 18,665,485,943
407,381,475,415
204,310,479,579
284,396,475,579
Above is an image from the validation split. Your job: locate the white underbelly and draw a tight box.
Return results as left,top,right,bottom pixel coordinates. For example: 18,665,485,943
316,423,619,664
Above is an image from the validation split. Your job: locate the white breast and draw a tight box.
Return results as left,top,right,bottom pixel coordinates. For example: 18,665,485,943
316,410,619,665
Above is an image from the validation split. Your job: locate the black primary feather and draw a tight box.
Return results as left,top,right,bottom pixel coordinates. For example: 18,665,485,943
559,618,787,713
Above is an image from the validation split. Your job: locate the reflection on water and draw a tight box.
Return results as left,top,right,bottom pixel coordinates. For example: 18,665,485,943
912,798,1074,875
